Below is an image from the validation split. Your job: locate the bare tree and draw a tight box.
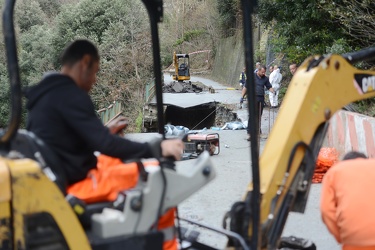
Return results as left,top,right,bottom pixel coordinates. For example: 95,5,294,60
160,0,220,69
324,0,375,47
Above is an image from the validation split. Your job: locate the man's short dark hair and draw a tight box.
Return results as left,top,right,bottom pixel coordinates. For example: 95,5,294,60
342,151,367,160
260,65,267,71
60,39,99,67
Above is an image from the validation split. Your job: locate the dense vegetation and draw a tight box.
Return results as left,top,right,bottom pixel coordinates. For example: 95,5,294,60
255,0,375,115
0,0,374,131
0,0,219,130
213,0,375,65
215,0,375,115
1,0,154,130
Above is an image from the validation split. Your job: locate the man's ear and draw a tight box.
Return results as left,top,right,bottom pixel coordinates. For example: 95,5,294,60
81,54,91,69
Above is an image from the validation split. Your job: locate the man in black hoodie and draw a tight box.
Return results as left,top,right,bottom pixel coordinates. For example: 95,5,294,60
26,39,184,188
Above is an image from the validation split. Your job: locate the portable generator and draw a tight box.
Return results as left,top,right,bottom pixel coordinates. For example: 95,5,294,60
183,133,220,159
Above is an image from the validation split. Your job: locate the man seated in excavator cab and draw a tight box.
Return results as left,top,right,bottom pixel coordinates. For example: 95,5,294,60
25,39,184,250
178,62,188,76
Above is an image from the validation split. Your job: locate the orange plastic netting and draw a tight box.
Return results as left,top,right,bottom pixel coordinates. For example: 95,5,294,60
312,147,339,183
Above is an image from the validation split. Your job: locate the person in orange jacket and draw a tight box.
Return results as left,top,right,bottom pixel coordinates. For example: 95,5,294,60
26,39,182,250
320,151,375,250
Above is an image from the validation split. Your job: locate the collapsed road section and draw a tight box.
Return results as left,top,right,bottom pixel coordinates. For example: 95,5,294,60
143,101,239,132
143,75,242,132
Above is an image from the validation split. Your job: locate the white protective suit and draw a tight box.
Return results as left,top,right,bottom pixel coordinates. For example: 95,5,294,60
269,68,282,107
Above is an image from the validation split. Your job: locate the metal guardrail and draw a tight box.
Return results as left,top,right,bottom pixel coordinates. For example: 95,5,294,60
97,101,123,125
97,80,156,126
145,80,156,103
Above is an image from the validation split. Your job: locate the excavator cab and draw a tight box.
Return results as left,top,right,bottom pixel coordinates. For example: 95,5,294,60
172,52,191,82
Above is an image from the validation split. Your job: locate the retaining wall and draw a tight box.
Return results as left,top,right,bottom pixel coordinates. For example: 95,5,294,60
211,35,244,87
324,110,375,158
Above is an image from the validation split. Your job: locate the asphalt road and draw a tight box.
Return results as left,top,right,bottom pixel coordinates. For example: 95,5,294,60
168,75,341,249
130,75,341,249
177,129,340,250
128,129,340,249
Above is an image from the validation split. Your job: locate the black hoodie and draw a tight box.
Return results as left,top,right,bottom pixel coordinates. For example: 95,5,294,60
26,73,154,185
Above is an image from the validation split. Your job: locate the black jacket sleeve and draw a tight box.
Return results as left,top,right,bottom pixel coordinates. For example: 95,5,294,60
265,78,272,90
57,87,155,160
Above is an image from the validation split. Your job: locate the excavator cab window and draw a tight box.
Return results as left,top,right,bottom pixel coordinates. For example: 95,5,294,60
179,63,186,70
178,62,188,76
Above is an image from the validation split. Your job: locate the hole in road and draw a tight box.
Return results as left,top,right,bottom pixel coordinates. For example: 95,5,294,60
165,103,216,130
143,103,239,132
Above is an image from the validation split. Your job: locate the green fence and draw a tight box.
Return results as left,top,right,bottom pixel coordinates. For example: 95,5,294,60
145,80,156,103
97,80,156,126
97,101,123,125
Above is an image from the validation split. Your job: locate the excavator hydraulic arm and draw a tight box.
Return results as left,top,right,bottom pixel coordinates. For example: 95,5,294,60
241,52,375,249
173,51,178,77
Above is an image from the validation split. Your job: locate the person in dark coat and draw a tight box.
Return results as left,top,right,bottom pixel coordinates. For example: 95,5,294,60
240,65,275,141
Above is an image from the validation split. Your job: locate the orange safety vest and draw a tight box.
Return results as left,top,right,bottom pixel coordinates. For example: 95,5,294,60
67,154,177,250
158,208,177,250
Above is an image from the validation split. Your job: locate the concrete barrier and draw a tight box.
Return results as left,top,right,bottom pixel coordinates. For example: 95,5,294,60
324,110,375,158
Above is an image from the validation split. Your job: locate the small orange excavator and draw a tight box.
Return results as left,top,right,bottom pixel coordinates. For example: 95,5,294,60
172,52,191,83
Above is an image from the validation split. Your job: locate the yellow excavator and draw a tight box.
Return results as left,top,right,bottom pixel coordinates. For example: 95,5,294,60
1,0,375,249
172,52,191,83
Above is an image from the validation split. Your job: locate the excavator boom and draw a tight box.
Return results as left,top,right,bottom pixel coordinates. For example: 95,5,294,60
240,52,375,249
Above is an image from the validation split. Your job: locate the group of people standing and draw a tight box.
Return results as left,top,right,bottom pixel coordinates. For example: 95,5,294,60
239,62,282,109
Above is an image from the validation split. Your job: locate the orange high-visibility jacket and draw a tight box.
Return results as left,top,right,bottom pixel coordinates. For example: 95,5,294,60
68,154,177,250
